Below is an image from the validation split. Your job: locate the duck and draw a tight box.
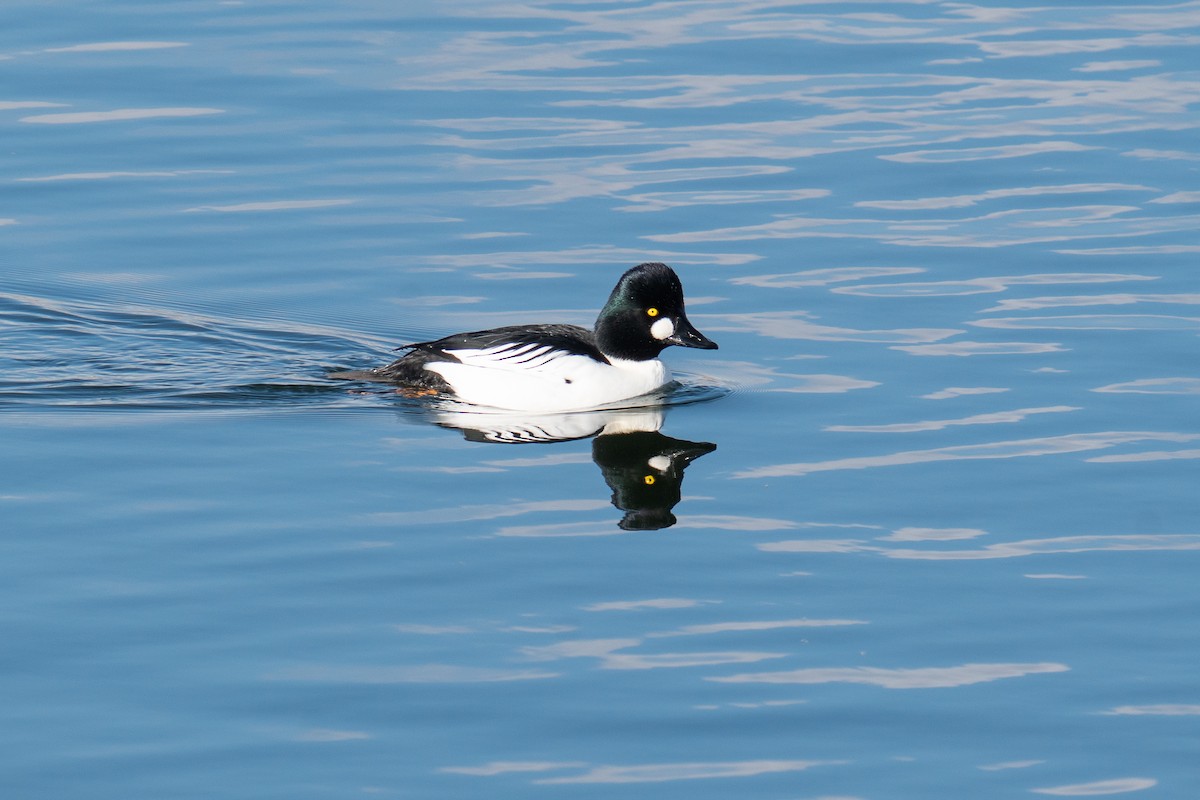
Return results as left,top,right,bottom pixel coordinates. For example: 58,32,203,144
337,262,717,412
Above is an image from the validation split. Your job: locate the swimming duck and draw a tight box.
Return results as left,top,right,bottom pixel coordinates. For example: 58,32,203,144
342,262,717,412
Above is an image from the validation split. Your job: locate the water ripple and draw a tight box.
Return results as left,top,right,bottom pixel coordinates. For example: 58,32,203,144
0,291,386,411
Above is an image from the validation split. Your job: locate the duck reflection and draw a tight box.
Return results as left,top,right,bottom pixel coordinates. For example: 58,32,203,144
591,429,715,530
424,405,715,530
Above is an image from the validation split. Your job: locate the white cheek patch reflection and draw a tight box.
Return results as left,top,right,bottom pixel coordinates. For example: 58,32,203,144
647,455,671,472
650,317,675,340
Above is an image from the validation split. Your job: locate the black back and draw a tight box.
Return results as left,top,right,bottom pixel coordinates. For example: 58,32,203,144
412,324,605,361
370,323,605,387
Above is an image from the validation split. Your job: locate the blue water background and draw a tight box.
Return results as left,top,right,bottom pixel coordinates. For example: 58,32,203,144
2,2,1199,797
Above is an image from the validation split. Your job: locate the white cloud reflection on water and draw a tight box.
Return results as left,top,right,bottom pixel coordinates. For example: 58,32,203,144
880,527,988,542
736,431,1200,479
973,314,1200,331
1092,375,1199,397
760,534,1200,562
17,169,234,182
1099,704,1200,716
823,405,1078,433
854,183,1156,211
520,638,785,671
880,141,1100,164
20,107,224,124
442,758,841,784
268,664,558,683
584,597,710,612
532,759,841,785
416,246,758,269
647,618,868,638
984,293,1200,312
921,386,1010,400
711,661,1070,689
1087,449,1200,464
367,498,612,526
1058,244,1200,255
41,41,189,53
731,267,926,288
616,188,830,213
834,272,1158,298
1031,777,1158,796
687,361,882,394
518,617,867,672
705,310,961,343
183,199,356,213
892,341,1067,356
438,761,587,777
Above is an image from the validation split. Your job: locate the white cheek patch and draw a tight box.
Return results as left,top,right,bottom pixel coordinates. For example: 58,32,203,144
650,317,675,341
647,455,671,472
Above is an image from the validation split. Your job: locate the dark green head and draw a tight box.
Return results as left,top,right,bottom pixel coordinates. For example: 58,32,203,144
594,262,718,362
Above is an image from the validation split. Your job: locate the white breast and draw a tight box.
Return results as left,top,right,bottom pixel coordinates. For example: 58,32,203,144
425,345,671,412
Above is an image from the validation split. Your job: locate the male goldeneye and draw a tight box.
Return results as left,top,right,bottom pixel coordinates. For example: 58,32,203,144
340,262,717,412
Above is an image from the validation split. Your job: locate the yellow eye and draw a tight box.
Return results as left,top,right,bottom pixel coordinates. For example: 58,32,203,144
643,475,656,485
646,307,659,317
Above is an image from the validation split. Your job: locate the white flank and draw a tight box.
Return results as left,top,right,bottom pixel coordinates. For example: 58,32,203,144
427,350,669,412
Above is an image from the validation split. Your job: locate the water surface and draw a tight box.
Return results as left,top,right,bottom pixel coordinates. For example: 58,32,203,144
3,2,1199,798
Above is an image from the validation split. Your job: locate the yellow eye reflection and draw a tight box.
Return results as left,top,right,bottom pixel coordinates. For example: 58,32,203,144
646,307,659,317
643,475,656,485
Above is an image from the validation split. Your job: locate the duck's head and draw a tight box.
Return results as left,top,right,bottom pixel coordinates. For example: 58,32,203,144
594,262,718,361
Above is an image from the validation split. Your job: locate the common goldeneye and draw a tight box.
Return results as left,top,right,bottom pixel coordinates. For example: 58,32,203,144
341,262,718,412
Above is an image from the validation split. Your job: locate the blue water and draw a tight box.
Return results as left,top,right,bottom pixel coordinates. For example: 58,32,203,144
3,2,1200,797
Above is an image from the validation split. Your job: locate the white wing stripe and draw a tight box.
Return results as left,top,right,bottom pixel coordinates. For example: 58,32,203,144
444,346,583,372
